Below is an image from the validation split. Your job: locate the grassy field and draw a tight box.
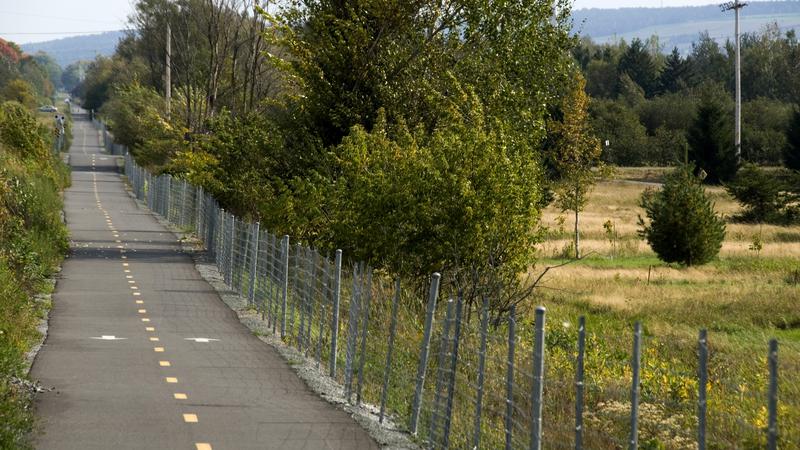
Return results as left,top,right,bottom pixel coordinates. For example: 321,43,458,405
524,169,800,448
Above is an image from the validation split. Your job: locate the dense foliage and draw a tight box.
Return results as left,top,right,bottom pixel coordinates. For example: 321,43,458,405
0,100,69,448
786,107,800,171
726,164,800,224
0,39,56,109
687,95,738,183
85,0,581,308
575,25,800,168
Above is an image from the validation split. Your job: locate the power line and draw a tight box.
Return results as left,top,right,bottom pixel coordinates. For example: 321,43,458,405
0,10,124,25
0,30,124,35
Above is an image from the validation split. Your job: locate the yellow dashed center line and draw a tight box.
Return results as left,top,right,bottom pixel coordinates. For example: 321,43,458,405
175,393,188,400
196,443,212,450
183,414,198,423
145,327,155,332
165,377,178,384
159,361,170,367
154,347,164,352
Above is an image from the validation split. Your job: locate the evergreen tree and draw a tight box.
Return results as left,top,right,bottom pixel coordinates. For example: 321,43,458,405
659,47,691,93
638,166,726,266
785,107,800,170
687,97,738,183
618,38,659,97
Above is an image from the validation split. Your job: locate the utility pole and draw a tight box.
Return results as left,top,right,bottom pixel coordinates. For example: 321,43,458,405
721,0,747,163
165,23,171,119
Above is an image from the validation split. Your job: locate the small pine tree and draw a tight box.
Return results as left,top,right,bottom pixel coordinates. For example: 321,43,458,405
784,107,800,171
638,166,726,266
687,97,738,183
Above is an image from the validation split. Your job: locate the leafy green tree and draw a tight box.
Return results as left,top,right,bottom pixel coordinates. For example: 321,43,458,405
785,107,800,170
17,56,52,99
687,32,729,87
585,59,618,98
649,126,688,166
687,95,737,183
262,0,574,151
329,93,544,310
589,99,649,166
100,82,184,167
636,92,697,134
61,61,90,94
548,73,602,259
31,52,62,91
742,98,790,164
0,79,37,109
638,166,725,266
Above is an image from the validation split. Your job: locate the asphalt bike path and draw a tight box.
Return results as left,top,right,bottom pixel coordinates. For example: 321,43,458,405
30,111,378,450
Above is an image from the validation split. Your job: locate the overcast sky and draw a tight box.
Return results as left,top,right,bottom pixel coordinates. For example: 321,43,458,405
0,0,770,44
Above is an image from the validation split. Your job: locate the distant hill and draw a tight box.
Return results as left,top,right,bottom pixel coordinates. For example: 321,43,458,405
572,1,800,53
20,31,126,68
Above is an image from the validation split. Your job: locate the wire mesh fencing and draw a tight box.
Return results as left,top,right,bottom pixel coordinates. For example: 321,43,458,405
111,126,798,449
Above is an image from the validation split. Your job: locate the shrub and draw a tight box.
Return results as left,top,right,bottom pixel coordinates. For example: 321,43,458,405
638,166,726,266
726,164,792,223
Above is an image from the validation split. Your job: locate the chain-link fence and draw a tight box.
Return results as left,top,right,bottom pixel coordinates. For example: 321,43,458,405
106,124,798,449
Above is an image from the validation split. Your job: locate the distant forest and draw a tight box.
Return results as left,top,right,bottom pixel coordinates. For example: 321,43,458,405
573,1,800,39
574,23,799,167
20,31,125,68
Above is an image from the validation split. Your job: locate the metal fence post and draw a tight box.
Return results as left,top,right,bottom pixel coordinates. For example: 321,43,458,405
356,268,373,405
195,186,202,232
248,222,260,305
576,316,586,450
269,235,279,329
344,263,362,402
530,306,547,450
165,175,172,221
379,278,401,424
628,322,642,450
505,307,516,450
273,235,282,335
289,243,300,340
472,297,490,450
227,215,235,286
329,249,343,378
442,293,463,449
304,249,317,351
767,338,778,450
698,329,708,450
281,235,290,340
410,272,441,436
179,179,187,227
316,253,327,368
431,298,455,446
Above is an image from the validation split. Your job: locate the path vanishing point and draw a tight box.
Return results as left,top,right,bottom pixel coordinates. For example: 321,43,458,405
30,110,378,450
